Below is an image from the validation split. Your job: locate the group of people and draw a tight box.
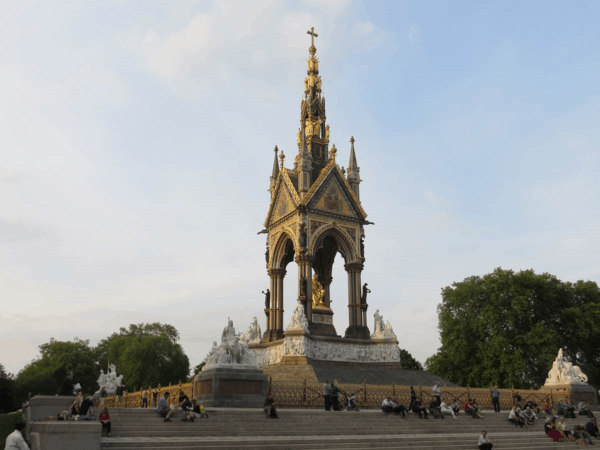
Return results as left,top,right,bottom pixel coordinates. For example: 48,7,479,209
544,416,599,444
322,380,344,411
156,390,209,422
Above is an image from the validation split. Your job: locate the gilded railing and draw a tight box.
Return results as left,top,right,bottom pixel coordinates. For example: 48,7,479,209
268,380,572,410
103,378,571,410
103,380,193,409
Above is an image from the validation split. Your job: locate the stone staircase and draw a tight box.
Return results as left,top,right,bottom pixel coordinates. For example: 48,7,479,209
101,407,597,450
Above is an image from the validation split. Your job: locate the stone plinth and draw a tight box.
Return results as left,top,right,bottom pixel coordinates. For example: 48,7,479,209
29,421,101,450
194,366,268,408
543,383,598,407
26,396,76,436
310,306,338,337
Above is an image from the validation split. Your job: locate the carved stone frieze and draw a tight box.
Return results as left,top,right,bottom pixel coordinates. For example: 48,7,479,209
248,335,401,365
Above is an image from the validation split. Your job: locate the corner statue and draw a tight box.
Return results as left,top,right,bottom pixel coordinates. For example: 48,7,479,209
312,274,326,308
545,348,588,385
203,319,259,370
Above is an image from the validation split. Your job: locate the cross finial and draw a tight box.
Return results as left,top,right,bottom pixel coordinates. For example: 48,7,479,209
350,136,355,145
307,27,318,47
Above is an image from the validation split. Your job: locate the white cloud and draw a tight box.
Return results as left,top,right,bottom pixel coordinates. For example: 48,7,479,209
0,164,20,182
353,22,374,37
407,24,421,42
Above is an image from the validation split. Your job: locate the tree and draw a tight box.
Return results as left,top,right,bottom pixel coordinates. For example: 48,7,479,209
95,323,190,391
0,364,15,413
426,268,600,389
13,338,97,402
400,349,423,370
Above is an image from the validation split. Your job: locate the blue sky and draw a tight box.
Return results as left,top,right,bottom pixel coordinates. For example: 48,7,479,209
1,0,599,376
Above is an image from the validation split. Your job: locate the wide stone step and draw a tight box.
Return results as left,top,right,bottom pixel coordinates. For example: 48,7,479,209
100,434,580,450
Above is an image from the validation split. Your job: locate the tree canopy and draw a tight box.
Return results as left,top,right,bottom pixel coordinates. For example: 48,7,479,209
400,349,423,371
425,268,600,389
13,338,97,402
95,323,190,391
0,364,15,413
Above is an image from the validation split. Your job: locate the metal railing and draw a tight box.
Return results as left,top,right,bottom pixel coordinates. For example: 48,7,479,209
103,378,571,410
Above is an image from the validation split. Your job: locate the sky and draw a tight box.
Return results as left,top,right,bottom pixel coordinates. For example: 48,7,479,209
1,0,599,376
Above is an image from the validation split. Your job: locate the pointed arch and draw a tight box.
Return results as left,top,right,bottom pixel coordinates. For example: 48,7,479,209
310,225,357,264
271,230,297,270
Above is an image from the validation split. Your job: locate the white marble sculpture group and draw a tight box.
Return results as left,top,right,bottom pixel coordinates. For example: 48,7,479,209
544,348,588,386
239,317,262,344
371,309,397,339
95,364,124,396
286,303,310,333
202,319,260,370
203,305,401,369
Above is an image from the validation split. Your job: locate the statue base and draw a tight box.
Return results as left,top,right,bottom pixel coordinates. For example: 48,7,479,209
310,306,338,337
542,383,598,407
344,325,371,340
193,366,268,408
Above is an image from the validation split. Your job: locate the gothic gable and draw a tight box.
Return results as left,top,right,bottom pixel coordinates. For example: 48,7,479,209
305,167,366,220
264,176,299,227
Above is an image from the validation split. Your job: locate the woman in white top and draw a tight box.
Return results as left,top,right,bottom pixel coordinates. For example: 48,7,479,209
440,402,457,419
478,430,493,450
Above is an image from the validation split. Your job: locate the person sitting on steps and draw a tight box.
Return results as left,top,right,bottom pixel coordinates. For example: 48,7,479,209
157,392,176,422
478,430,493,450
411,398,428,419
264,394,278,419
579,400,595,418
429,398,443,419
465,399,483,420
99,407,111,437
508,406,527,428
440,401,457,419
180,394,193,422
574,423,595,445
191,399,209,419
586,417,600,438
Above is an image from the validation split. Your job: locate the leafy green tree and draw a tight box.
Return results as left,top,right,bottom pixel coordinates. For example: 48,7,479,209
95,323,190,391
400,349,423,370
13,338,97,402
0,364,15,413
426,268,600,389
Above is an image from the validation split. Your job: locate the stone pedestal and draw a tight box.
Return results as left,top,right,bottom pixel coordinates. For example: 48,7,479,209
193,366,268,408
29,422,100,450
310,306,338,337
26,396,76,437
543,383,598,407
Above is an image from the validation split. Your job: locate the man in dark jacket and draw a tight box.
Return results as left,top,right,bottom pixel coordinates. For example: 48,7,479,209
586,418,600,438
58,371,75,396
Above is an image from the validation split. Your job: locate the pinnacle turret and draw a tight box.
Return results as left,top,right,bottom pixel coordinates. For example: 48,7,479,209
269,145,279,196
347,136,361,199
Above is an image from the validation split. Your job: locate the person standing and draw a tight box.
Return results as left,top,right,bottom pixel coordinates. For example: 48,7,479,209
152,389,158,408
432,382,442,406
409,386,417,411
478,431,493,450
330,380,341,411
141,388,148,408
322,380,331,411
116,382,126,404
490,386,500,413
4,421,29,450
58,371,75,396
